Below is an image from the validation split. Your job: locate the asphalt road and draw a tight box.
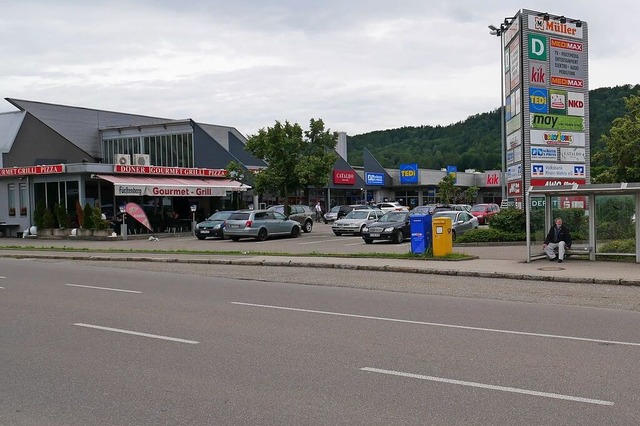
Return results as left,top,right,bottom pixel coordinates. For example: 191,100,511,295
2,258,640,425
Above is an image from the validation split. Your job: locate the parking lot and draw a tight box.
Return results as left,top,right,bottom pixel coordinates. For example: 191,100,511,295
194,221,413,255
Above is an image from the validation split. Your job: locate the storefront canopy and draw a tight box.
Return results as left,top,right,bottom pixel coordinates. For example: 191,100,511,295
96,174,249,197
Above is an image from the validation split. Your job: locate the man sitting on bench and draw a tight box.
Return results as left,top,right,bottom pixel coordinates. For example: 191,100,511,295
543,217,572,263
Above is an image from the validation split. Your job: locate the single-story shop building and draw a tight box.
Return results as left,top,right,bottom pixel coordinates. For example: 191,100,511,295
0,98,501,235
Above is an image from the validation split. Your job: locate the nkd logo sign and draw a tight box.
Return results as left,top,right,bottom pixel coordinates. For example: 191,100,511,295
568,92,585,116
399,163,419,184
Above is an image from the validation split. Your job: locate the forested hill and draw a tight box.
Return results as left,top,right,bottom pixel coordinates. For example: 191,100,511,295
346,84,640,171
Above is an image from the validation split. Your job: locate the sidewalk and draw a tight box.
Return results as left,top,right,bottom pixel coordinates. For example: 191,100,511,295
0,237,638,286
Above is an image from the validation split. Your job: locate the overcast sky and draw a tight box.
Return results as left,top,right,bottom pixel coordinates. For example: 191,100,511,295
1,0,638,136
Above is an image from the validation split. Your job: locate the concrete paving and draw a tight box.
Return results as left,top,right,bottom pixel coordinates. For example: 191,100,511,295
0,234,638,286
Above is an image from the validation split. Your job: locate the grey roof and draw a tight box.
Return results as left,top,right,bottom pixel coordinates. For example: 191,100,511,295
0,111,25,158
6,98,169,158
197,123,266,167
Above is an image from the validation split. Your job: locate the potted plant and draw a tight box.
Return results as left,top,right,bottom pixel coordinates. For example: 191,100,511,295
33,200,46,232
92,206,112,237
78,203,95,236
53,203,70,236
41,208,55,236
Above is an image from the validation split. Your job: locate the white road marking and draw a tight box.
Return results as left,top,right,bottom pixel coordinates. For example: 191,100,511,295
361,367,614,406
231,302,640,347
0,287,5,289
73,323,199,344
65,284,142,293
345,241,366,246
298,238,345,245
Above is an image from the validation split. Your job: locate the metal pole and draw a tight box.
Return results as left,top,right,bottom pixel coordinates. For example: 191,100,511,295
499,30,507,203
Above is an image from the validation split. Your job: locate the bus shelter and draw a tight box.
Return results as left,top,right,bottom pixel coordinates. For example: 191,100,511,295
525,183,640,263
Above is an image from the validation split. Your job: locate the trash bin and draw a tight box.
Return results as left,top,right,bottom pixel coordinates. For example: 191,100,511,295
432,216,453,256
410,214,432,254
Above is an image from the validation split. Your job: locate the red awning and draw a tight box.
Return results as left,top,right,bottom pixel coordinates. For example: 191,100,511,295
95,174,249,197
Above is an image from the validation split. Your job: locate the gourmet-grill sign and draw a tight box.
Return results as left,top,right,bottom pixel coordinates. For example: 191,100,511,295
0,164,65,176
115,185,227,197
114,165,227,177
332,170,356,185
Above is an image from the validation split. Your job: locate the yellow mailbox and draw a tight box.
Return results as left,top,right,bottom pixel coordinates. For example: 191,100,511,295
432,216,453,256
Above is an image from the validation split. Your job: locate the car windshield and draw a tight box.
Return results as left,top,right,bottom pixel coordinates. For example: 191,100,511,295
329,206,340,213
207,211,233,221
378,212,408,222
470,205,487,212
434,212,458,220
345,210,369,219
227,212,250,220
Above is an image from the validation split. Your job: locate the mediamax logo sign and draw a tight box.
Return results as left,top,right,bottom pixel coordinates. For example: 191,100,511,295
399,163,419,184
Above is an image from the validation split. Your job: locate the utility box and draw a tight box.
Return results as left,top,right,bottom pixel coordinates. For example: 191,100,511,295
410,214,432,254
432,217,453,256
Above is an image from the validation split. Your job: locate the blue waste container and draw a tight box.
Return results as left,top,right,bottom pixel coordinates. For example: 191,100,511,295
410,214,432,254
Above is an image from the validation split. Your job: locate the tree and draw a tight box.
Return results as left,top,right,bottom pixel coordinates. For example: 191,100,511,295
245,118,338,214
437,174,456,204
593,94,640,183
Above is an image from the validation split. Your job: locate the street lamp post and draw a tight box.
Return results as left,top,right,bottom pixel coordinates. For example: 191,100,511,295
489,22,508,205
190,204,197,235
119,205,127,240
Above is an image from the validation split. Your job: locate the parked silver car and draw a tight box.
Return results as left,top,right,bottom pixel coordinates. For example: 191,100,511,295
224,209,301,241
433,210,478,240
332,209,384,236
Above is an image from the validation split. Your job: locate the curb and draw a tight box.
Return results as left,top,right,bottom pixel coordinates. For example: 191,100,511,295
3,252,639,287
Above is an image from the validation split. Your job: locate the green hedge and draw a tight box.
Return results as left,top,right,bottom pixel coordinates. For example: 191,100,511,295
456,228,525,243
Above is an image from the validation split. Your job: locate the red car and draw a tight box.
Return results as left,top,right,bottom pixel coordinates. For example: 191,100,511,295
470,203,500,225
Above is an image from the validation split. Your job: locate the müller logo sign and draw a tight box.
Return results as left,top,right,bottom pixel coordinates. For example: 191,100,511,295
0,164,65,176
114,165,227,177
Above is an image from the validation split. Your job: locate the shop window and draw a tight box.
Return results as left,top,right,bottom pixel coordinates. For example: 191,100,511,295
8,184,16,216
19,183,27,216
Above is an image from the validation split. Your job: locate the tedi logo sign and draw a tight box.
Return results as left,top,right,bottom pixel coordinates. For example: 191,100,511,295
399,163,419,184
529,88,548,113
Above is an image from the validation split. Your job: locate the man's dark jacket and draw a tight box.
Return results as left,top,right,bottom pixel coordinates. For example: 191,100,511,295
544,224,572,247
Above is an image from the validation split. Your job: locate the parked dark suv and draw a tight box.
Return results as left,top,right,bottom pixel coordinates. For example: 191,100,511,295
267,204,314,232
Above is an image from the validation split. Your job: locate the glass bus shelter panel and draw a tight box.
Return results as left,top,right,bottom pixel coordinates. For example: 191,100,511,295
595,195,636,257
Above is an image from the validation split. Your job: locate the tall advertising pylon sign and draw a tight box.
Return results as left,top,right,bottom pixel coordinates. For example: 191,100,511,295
502,10,589,209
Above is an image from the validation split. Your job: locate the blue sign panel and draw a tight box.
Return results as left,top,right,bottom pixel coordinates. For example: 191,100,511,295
529,87,549,113
446,165,458,183
365,172,384,186
399,163,419,184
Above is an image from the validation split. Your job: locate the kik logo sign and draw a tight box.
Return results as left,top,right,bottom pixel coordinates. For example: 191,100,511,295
529,34,547,61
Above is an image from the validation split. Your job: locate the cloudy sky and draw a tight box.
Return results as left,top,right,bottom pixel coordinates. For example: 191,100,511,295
1,0,637,136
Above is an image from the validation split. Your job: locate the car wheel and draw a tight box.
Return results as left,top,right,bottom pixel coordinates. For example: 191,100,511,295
256,228,268,241
230,236,240,242
290,226,300,238
451,229,457,242
359,225,366,235
333,231,342,236
364,238,373,244
196,235,206,240
393,230,404,244
303,220,313,233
